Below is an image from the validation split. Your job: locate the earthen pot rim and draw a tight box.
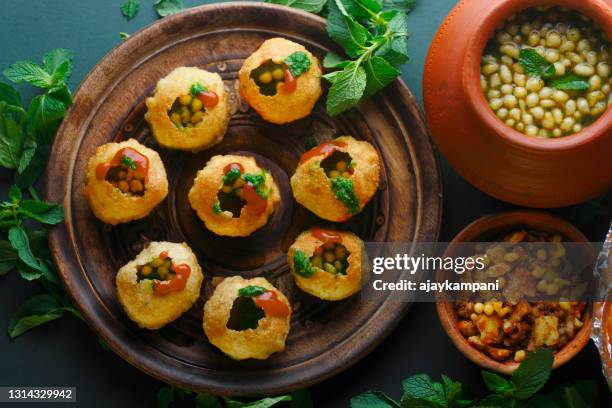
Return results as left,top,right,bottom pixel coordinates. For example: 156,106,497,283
436,210,593,374
462,0,612,153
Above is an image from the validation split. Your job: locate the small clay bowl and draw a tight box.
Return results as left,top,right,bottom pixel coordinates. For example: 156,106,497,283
424,0,612,208
436,210,593,374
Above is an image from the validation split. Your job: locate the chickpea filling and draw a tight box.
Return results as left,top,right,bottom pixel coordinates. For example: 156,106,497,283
481,6,611,137
168,94,207,129
227,297,264,331
105,164,145,196
455,229,586,363
95,148,149,196
250,60,290,96
137,252,175,282
321,151,354,179
168,82,219,129
310,241,350,275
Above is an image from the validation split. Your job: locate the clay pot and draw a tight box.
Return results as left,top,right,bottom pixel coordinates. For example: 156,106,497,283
436,210,593,374
424,0,612,208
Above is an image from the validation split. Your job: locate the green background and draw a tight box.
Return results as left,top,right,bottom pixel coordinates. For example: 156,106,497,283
0,1,609,407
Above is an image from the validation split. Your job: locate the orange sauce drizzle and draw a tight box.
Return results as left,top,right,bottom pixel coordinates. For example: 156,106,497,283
311,227,343,244
154,264,190,295
244,182,268,215
254,291,290,318
95,147,149,181
299,141,347,164
280,68,297,93
197,90,219,108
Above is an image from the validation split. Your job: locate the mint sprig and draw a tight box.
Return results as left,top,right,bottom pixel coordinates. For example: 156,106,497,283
352,348,591,408
519,48,589,91
0,49,82,339
322,0,411,115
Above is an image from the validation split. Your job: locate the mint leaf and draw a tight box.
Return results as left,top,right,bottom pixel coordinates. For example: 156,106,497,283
120,155,137,170
284,51,312,77
0,82,23,111
342,0,382,22
19,200,64,225
8,225,41,271
121,0,140,20
477,394,515,408
120,32,131,40
154,0,184,17
8,294,65,338
238,285,268,297
242,173,268,199
511,348,553,399
549,74,590,91
43,48,73,79
331,177,360,214
363,56,400,97
15,143,50,188
0,105,26,169
190,82,207,95
383,0,416,13
3,61,53,88
323,52,349,69
157,386,176,408
17,134,36,174
482,371,514,395
401,374,446,405
223,167,242,184
519,48,555,79
290,390,313,408
373,11,409,67
25,92,68,143
9,185,22,204
224,396,291,408
326,61,367,115
195,393,222,408
293,250,314,277
266,0,327,14
351,391,399,408
327,0,371,58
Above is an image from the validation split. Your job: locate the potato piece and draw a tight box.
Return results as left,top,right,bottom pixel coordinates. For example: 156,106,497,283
529,315,560,348
474,314,503,345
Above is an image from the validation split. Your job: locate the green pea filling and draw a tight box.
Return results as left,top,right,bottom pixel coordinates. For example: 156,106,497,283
137,256,174,282
310,242,350,275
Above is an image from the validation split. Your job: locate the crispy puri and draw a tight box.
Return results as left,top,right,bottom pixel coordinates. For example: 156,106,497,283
116,241,204,330
145,67,230,152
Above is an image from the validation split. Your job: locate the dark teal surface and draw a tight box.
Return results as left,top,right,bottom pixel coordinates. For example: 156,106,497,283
0,1,609,407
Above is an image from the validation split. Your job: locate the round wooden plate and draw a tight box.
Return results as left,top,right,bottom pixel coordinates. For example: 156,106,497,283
46,2,441,396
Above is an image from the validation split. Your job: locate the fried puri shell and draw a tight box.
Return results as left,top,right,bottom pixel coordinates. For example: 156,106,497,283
203,276,291,360
239,38,322,124
145,67,230,152
84,139,168,225
290,136,381,222
188,155,280,237
116,241,204,330
288,229,363,301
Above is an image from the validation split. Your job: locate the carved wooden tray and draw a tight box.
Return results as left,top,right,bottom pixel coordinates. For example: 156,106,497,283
46,2,441,396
